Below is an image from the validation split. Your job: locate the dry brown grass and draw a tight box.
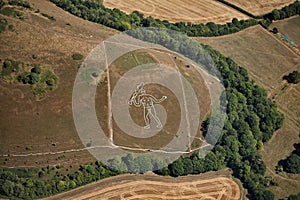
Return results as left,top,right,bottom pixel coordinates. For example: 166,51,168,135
195,25,300,93
270,16,300,48
44,170,241,200
0,0,116,168
103,0,249,24
225,0,295,16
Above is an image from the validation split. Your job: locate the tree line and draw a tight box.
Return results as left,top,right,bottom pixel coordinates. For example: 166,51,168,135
49,0,300,37
260,1,300,28
0,162,120,199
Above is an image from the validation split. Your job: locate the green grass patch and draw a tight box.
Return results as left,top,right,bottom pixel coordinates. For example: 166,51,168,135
79,67,101,84
136,53,157,64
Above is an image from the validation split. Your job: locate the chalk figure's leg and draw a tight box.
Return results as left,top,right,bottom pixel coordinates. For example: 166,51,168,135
150,106,162,128
144,107,151,129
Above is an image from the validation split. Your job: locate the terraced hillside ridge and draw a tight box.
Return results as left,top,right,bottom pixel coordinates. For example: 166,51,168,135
44,172,241,200
225,0,295,16
103,0,249,24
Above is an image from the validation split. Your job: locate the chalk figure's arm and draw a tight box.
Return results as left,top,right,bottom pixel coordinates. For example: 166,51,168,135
150,95,167,104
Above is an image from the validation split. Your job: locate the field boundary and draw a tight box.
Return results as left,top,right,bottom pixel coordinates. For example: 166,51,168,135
216,0,257,18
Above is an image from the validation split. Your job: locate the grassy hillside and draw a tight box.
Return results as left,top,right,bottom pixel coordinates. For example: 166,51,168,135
0,0,116,168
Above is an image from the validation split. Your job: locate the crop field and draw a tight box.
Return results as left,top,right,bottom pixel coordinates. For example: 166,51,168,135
270,16,300,48
195,25,300,93
45,171,241,200
196,24,300,199
103,0,249,24
225,0,295,16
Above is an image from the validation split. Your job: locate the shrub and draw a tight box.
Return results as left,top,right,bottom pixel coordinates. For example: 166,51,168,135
31,65,41,74
41,13,56,21
0,18,8,33
72,53,84,60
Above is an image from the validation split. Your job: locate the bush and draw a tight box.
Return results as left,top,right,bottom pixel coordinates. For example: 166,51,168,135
272,27,279,34
8,0,31,8
31,66,41,74
72,53,84,60
0,18,8,33
41,13,56,21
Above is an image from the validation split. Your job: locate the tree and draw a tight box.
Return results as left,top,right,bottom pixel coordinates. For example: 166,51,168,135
2,180,15,196
255,189,275,200
108,156,128,172
288,193,300,200
285,154,300,174
272,27,279,34
169,158,184,176
135,155,153,173
284,71,300,84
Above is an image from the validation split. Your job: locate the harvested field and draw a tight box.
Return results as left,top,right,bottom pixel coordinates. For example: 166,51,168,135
270,16,300,47
44,171,241,200
225,0,295,16
195,25,300,93
103,0,249,24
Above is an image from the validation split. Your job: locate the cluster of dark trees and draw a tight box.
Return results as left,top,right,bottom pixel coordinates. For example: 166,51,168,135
264,1,300,21
288,193,300,200
278,143,300,174
1,59,58,96
284,70,300,84
7,0,31,8
260,1,300,28
0,0,31,9
0,162,120,199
